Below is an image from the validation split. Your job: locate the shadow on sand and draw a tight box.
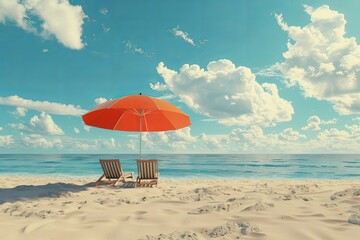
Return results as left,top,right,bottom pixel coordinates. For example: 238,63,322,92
0,181,140,204
0,182,94,204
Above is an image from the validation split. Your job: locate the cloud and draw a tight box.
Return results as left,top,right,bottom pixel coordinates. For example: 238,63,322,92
140,127,196,151
302,115,337,131
74,127,79,134
0,127,2,131
157,60,294,126
226,124,360,153
10,112,64,135
11,107,27,117
42,48,48,53
22,134,63,149
0,135,14,147
149,82,168,91
0,95,87,116
278,128,306,141
99,8,108,15
276,5,360,115
83,126,91,132
94,97,107,105
123,40,153,57
0,0,29,30
0,0,87,50
95,137,117,149
171,26,196,46
302,115,321,131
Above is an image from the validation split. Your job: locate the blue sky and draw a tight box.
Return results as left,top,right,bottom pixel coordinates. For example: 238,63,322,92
1,0,360,153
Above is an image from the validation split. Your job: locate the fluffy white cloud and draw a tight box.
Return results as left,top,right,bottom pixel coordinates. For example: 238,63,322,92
0,0,87,50
0,135,14,147
11,107,27,117
157,60,294,126
10,112,64,135
94,97,107,105
140,127,196,151
302,115,321,131
149,82,168,91
74,127,79,134
0,95,87,116
171,26,195,46
95,138,117,149
302,115,337,131
0,0,29,30
22,134,63,149
276,5,360,115
278,128,306,142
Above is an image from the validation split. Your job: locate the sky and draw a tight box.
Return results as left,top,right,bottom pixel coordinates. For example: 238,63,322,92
1,0,360,154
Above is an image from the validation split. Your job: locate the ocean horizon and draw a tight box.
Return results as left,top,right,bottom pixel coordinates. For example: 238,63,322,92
1,154,359,179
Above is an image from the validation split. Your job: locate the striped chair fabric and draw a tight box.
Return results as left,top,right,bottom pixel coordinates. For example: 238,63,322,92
136,160,159,187
96,159,133,186
100,159,124,179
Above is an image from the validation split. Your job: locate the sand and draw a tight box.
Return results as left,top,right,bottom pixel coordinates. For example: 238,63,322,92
0,176,359,240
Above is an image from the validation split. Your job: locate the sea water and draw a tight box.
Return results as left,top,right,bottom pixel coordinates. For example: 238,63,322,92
0,154,359,179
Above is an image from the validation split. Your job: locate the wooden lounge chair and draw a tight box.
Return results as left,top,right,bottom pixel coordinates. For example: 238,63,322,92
136,160,159,187
96,159,134,186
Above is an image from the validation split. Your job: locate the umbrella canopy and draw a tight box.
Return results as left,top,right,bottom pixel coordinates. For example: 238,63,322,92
82,94,191,158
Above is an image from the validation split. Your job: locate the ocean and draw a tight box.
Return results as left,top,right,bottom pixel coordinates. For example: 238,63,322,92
0,154,359,179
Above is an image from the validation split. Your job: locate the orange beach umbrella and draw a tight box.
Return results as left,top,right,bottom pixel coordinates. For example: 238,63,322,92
82,94,191,159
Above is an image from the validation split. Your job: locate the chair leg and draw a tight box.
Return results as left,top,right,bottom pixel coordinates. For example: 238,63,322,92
114,178,123,186
96,174,105,187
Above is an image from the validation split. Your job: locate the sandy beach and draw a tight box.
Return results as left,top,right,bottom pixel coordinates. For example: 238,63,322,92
0,176,359,240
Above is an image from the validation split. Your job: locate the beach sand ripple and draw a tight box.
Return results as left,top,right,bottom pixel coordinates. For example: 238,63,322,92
0,177,359,240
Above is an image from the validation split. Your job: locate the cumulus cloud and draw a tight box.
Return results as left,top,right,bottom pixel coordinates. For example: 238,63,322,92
157,60,294,126
170,26,196,46
278,128,306,141
0,95,87,116
0,135,14,147
140,127,196,151
11,107,27,117
10,112,64,135
149,82,168,91
276,5,360,115
95,138,117,149
94,97,107,105
227,124,360,153
22,134,63,149
0,0,87,50
302,116,321,131
0,0,29,29
302,115,337,131
83,125,91,132
74,127,79,134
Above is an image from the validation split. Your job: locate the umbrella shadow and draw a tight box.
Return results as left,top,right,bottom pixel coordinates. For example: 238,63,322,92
0,182,94,204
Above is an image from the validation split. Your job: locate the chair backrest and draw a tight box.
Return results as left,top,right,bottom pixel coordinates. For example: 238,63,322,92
137,160,158,179
99,159,123,179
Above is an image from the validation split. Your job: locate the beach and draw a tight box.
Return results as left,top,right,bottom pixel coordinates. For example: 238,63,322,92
0,177,359,239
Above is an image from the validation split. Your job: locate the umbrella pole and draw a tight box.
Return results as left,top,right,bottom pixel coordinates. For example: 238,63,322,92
139,111,143,160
